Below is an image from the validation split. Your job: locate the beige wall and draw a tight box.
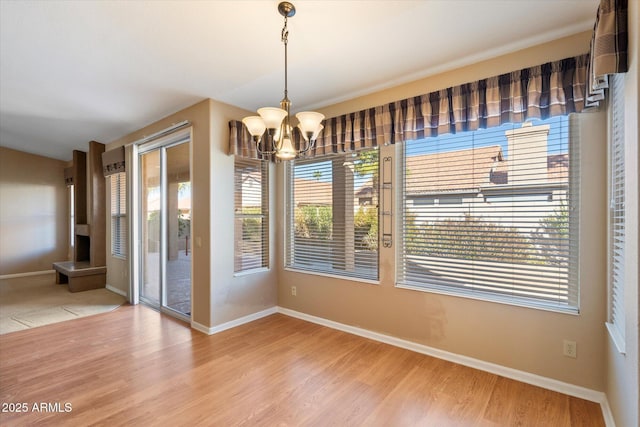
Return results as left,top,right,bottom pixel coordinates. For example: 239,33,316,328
605,1,639,426
277,31,610,391
0,147,69,275
99,22,639,417
105,99,277,329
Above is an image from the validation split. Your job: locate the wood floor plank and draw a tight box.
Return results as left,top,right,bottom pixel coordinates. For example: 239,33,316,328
0,305,604,426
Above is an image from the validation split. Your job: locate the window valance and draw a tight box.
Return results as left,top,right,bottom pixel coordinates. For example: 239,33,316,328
230,53,590,160
64,167,74,185
586,0,628,106
101,146,125,177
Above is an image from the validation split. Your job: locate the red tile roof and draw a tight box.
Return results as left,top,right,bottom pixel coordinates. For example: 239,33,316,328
406,145,504,193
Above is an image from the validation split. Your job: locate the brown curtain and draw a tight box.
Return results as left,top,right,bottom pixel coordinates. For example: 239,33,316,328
586,0,629,106
229,53,589,159
101,146,125,176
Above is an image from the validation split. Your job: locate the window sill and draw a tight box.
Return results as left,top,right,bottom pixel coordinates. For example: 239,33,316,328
605,322,626,354
395,282,580,315
234,267,270,277
284,267,380,286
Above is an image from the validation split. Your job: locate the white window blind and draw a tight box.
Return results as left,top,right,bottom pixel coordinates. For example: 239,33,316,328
234,158,269,272
286,150,379,281
398,116,580,312
110,172,127,258
607,73,625,350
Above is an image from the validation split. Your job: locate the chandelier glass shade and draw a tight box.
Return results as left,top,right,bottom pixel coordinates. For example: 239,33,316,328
242,2,324,160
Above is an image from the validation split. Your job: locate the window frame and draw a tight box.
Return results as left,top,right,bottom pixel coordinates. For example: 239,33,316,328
606,73,626,354
285,150,380,283
233,158,269,274
110,172,127,259
396,116,580,314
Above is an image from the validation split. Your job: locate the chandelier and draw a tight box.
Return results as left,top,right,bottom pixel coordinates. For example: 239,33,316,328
242,1,324,160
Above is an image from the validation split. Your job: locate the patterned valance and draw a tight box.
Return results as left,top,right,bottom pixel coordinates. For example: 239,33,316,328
586,0,628,106
64,167,73,185
229,53,589,160
101,146,125,176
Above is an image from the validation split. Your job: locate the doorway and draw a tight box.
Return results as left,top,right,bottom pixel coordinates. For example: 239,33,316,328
138,133,191,320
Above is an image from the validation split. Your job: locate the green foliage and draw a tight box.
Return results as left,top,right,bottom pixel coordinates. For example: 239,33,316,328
178,212,190,238
530,203,570,265
295,205,333,239
406,215,535,264
353,149,379,179
240,207,263,242
354,206,378,250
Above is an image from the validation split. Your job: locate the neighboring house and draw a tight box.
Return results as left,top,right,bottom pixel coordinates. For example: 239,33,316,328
355,179,375,206
293,177,334,207
405,122,568,234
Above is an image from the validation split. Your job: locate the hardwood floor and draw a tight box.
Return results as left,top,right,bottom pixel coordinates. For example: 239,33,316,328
0,305,604,426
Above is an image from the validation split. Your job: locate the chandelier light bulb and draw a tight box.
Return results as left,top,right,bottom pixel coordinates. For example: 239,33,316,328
276,137,297,160
296,111,325,142
257,107,287,130
242,116,267,137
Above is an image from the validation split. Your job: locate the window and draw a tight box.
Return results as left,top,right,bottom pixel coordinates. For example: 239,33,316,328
69,184,74,257
234,158,269,273
110,172,127,258
286,150,379,281
607,73,625,352
398,116,579,312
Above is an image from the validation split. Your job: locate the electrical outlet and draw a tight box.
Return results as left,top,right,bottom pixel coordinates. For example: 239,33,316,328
563,340,577,358
291,286,297,296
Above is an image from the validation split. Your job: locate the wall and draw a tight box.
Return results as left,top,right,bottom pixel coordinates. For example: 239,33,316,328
105,99,277,329
605,1,639,426
277,31,610,391
0,147,69,276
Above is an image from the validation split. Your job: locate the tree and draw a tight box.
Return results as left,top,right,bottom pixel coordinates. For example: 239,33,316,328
354,206,378,250
294,205,333,239
530,203,569,266
407,215,535,264
353,149,379,193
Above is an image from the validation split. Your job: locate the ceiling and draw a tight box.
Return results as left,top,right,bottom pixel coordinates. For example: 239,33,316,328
0,0,599,161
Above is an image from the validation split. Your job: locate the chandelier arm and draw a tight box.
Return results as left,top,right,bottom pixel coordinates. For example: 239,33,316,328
298,140,314,155
255,132,276,156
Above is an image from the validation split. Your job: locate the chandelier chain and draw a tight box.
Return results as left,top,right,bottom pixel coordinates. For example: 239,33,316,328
282,16,289,100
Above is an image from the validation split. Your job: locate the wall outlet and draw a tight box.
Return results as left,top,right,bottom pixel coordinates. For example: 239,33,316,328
291,286,297,297
563,340,577,358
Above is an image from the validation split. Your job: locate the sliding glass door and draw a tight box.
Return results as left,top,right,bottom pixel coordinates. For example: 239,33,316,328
139,136,191,320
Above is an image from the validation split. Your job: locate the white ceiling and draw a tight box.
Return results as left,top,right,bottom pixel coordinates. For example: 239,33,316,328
0,0,599,161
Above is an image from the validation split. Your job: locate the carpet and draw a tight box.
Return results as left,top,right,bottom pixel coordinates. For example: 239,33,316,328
0,272,127,334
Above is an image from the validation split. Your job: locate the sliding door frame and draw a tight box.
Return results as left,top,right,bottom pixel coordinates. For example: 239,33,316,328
128,123,192,322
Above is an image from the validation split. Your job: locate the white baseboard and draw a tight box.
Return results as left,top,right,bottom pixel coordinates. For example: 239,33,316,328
0,269,55,280
277,307,609,407
599,396,616,427
105,284,128,298
191,306,278,335
190,320,211,335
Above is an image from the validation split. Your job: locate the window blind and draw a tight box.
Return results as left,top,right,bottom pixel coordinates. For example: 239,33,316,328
608,73,625,347
234,158,269,272
286,151,379,281
398,116,579,312
110,172,127,258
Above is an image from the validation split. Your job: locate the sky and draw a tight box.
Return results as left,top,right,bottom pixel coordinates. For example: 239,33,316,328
294,115,569,188
405,115,569,157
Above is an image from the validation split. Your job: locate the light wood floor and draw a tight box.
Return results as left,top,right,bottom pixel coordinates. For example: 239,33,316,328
0,305,604,426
